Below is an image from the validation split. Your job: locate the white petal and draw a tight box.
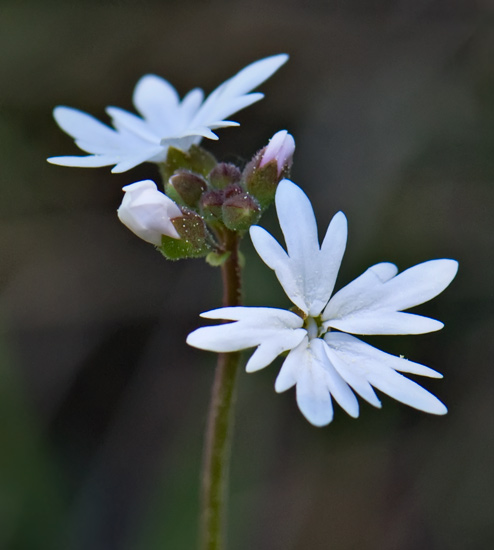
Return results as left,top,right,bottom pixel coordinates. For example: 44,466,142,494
110,146,167,173
47,154,120,168
53,106,120,150
312,339,359,417
367,369,447,414
106,107,160,143
207,120,240,129
202,93,265,123
215,54,289,99
133,74,180,135
327,311,444,335
375,259,459,311
186,307,306,372
168,126,219,141
178,88,204,121
325,332,443,378
323,262,398,321
249,225,309,313
275,337,307,392
251,180,342,315
324,332,447,414
190,54,288,131
316,211,348,313
324,339,382,408
294,345,334,427
323,260,457,335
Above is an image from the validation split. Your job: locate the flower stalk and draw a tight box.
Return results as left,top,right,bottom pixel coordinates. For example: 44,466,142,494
200,229,242,550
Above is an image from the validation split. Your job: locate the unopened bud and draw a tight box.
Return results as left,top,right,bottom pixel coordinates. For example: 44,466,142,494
259,130,295,175
117,180,182,245
166,170,208,207
209,163,242,189
224,183,244,199
244,130,295,209
222,193,261,231
200,189,224,222
160,210,210,260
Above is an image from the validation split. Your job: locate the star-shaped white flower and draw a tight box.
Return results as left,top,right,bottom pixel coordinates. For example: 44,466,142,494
187,180,458,426
47,54,288,173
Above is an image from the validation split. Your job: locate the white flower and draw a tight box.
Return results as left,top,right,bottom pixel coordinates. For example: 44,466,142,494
187,180,458,426
47,54,288,173
259,130,295,175
117,180,182,245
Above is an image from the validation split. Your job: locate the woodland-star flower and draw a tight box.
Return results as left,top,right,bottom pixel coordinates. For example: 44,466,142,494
117,180,182,245
47,54,288,173
187,180,458,426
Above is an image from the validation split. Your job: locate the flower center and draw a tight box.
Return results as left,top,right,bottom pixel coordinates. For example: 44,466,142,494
304,315,328,340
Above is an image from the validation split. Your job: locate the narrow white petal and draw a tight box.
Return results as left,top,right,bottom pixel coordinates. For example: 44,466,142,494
367,369,447,415
47,155,119,168
215,54,289,99
250,180,325,314
276,179,319,265
53,106,120,148
207,120,240,129
323,260,457,335
199,306,302,325
312,339,359,418
191,54,288,131
325,332,443,378
168,126,219,141
275,337,308,392
246,327,306,373
327,311,444,335
187,307,306,371
323,262,398,321
106,107,159,143
324,340,382,408
249,226,309,313
295,348,334,427
204,93,264,122
133,74,180,135
324,332,446,414
376,259,459,311
316,211,348,314
110,146,166,173
178,88,204,121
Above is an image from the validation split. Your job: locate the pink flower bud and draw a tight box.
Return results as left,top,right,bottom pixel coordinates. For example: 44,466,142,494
117,180,183,245
259,130,295,176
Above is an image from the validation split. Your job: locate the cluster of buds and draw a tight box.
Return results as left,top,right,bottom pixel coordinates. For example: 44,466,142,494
117,131,295,261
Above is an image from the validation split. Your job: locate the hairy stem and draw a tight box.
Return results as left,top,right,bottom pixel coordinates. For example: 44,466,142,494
200,230,242,550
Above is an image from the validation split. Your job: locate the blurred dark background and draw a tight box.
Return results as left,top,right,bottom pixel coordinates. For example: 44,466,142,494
1,1,493,549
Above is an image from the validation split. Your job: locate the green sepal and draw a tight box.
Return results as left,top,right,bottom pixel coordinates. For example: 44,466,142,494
205,251,231,267
160,145,217,183
159,211,211,260
243,160,279,210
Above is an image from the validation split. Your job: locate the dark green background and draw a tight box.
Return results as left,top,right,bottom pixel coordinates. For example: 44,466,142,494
1,1,493,549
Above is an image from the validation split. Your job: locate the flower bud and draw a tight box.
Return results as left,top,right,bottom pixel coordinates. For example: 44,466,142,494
117,180,182,245
200,189,224,222
166,170,208,207
259,130,295,175
209,163,242,189
160,209,211,260
224,183,244,199
222,192,261,231
243,130,295,208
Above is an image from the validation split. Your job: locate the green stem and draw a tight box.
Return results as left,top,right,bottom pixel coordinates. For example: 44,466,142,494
200,230,242,550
